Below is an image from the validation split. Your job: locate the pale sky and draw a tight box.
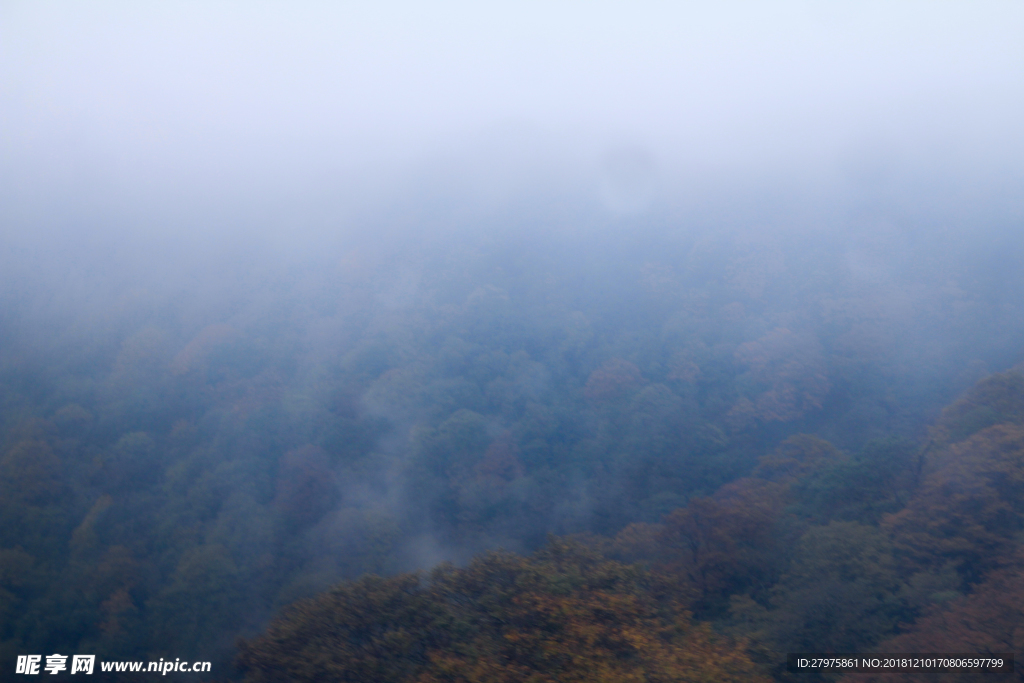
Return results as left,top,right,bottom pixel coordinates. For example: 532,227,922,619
1,1,1022,238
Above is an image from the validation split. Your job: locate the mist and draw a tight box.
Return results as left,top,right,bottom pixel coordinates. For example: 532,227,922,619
3,2,1022,319
2,2,1023,679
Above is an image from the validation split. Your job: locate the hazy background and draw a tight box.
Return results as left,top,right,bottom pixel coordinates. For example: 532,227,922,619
3,0,1023,388
3,1,1022,244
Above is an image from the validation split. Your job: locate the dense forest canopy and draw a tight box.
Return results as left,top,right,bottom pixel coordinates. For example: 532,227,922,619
3,2,1024,681
3,186,1024,680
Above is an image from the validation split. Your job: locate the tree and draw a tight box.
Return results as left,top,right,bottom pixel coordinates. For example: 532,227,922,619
760,522,907,657
754,434,844,484
656,479,786,613
147,544,243,661
841,552,1024,683
884,424,1024,583
730,328,830,426
790,437,919,525
273,445,337,528
237,539,770,683
929,370,1024,446
583,358,644,403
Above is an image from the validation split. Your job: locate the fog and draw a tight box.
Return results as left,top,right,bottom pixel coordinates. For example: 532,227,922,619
3,2,1022,239
2,2,1024,678
3,2,1022,323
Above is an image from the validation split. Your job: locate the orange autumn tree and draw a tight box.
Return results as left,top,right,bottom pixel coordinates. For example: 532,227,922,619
927,370,1024,446
653,479,787,612
884,423,1024,582
584,358,644,404
729,328,831,427
607,435,838,614
595,437,837,633
236,539,769,683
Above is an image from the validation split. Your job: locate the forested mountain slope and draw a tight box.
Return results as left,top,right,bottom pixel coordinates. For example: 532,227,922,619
1,222,1022,680
239,369,1024,682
